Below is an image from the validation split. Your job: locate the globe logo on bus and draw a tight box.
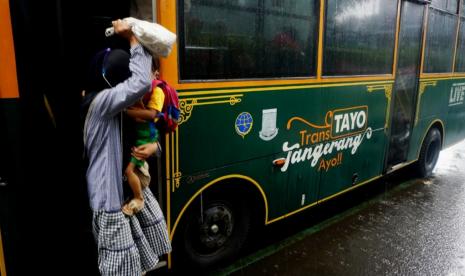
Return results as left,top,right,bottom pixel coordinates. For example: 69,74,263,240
235,112,253,138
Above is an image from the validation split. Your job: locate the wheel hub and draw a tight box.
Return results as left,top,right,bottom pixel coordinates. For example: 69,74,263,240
210,224,219,234
198,204,234,250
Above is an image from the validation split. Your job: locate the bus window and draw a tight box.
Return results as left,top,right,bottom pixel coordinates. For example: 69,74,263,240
323,0,397,76
461,0,465,15
431,0,458,14
455,18,465,72
178,0,319,80
424,8,457,73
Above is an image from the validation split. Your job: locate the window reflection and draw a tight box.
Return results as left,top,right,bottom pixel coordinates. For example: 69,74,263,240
179,0,319,80
323,0,397,76
335,0,380,24
455,18,465,72
431,0,458,14
424,8,456,73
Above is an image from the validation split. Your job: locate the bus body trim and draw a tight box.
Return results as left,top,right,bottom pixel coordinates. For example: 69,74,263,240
160,0,400,91
0,0,19,99
419,6,429,76
387,160,418,174
392,0,402,79
316,0,325,79
178,80,395,97
420,75,465,81
165,132,172,268
173,76,396,92
267,175,383,224
0,227,6,276
263,120,445,225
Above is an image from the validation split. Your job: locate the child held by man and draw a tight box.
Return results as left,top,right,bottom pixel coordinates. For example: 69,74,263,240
123,58,164,216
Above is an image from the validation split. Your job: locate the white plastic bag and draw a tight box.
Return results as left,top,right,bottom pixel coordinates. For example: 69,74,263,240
105,17,177,58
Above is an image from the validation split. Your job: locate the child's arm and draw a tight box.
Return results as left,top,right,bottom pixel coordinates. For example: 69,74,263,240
128,85,164,121
126,107,159,121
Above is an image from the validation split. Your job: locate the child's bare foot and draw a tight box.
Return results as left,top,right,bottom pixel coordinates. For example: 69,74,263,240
122,198,144,216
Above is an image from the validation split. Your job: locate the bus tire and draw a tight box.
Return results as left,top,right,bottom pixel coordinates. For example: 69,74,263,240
180,196,251,269
416,127,442,177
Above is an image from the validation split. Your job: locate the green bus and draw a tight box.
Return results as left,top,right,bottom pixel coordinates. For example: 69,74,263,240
1,0,465,274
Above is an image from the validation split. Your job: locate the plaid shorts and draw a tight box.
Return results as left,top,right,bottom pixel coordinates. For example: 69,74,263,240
136,188,172,257
92,188,171,275
128,216,159,272
92,211,141,276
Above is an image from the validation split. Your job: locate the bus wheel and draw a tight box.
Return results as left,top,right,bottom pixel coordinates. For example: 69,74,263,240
417,127,442,177
181,197,250,268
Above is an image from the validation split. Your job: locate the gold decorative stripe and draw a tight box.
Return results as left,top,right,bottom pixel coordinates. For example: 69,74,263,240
171,132,175,192
287,116,330,130
165,132,171,234
178,80,395,97
452,15,461,73
173,129,182,191
367,84,393,130
43,95,56,128
392,0,402,79
178,94,243,125
165,131,172,268
317,175,383,204
420,75,465,81
267,175,383,224
415,81,437,126
419,6,429,76
0,227,6,276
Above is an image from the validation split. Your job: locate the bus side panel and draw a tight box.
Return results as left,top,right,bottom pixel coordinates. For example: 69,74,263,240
170,155,285,229
176,88,316,176
172,86,323,224
168,87,326,224
171,82,391,231
263,87,324,213
171,90,283,226
445,79,465,146
407,79,459,161
318,84,388,199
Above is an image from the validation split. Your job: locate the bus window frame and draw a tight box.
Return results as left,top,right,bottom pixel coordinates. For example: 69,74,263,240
452,4,465,74
175,0,321,84
159,0,400,93
422,6,459,75
321,0,400,79
421,1,465,78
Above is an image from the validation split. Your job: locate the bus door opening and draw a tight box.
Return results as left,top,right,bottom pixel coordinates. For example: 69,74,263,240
386,0,425,169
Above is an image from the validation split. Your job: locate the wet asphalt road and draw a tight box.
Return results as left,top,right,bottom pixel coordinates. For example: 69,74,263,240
224,140,465,276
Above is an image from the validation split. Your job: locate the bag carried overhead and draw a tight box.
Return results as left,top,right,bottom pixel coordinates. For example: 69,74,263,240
105,17,177,57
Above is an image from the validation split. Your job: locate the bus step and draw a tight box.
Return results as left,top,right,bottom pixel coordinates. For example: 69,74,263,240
387,162,410,174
